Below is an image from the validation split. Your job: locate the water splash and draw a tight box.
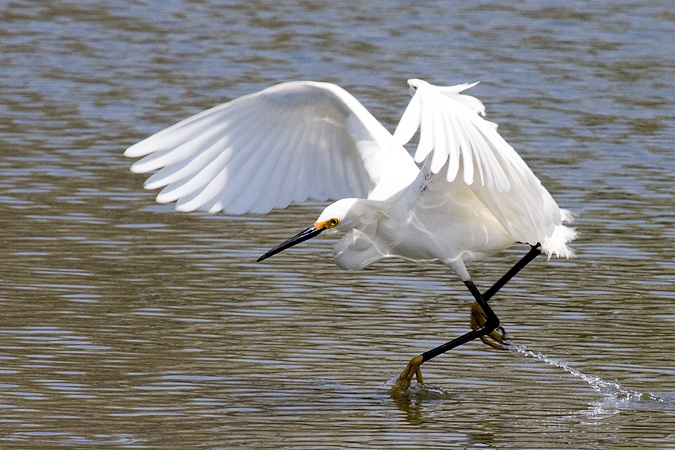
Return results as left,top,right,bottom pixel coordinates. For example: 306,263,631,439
512,343,662,402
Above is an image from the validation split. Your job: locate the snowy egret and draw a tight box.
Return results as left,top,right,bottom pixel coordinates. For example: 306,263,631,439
124,79,576,393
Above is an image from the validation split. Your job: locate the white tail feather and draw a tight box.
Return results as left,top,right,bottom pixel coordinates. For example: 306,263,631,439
542,209,577,259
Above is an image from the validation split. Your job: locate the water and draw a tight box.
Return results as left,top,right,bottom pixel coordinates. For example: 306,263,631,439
512,344,661,401
1,0,674,448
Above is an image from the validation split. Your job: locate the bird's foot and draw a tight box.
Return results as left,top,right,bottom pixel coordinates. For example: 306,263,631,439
470,301,509,350
389,354,424,395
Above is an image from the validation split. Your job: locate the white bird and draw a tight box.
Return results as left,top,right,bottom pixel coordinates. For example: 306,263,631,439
124,79,576,393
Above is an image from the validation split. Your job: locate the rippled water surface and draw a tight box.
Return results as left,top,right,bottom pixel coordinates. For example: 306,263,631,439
1,0,674,448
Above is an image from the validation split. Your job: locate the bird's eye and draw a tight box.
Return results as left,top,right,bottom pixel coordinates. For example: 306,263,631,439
328,218,339,228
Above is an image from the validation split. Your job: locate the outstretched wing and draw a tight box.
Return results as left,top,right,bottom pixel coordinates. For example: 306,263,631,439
393,79,574,256
392,79,533,192
125,81,416,214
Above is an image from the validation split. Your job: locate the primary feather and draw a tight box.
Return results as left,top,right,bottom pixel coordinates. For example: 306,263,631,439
125,81,418,214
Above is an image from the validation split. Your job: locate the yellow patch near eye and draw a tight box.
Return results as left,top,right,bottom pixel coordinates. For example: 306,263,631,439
314,218,339,229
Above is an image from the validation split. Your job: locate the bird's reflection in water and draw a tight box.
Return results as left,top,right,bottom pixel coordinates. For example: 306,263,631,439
388,378,457,425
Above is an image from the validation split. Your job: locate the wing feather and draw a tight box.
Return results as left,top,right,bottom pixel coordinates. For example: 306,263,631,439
241,118,299,213
393,79,574,256
125,81,418,214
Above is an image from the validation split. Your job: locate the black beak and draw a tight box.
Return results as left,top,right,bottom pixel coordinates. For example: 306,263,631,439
257,225,325,262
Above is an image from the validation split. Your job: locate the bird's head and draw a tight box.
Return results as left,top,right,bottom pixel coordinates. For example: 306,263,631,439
257,198,357,262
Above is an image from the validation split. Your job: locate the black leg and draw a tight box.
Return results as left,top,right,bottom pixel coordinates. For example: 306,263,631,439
420,280,498,363
391,280,500,393
422,244,542,362
484,244,541,302
390,245,542,393
472,244,542,349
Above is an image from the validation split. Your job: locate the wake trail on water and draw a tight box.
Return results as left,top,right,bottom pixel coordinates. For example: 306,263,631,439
512,343,662,402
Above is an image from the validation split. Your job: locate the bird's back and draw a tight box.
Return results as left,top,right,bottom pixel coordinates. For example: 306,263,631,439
329,167,515,279
329,151,573,280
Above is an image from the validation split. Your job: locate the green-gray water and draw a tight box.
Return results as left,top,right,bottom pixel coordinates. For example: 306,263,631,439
1,1,674,448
